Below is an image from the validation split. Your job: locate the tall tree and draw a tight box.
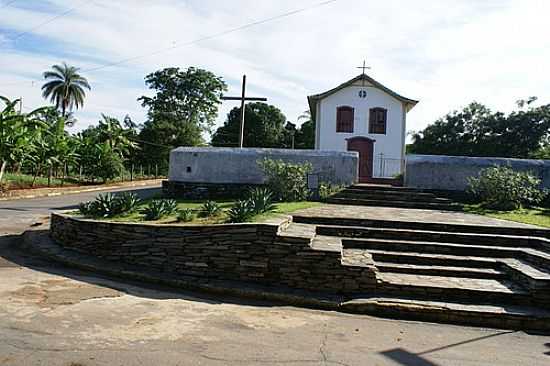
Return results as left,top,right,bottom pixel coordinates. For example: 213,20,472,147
294,111,315,149
409,99,550,158
211,102,288,148
137,67,226,165
41,62,91,117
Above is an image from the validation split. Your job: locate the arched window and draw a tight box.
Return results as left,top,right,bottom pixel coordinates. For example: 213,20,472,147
336,106,354,133
369,107,387,134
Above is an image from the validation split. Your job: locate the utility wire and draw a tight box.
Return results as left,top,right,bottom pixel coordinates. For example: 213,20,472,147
3,0,91,44
0,0,18,10
83,0,339,73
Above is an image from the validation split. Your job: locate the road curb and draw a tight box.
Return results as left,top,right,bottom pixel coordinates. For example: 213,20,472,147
19,228,342,312
0,179,163,202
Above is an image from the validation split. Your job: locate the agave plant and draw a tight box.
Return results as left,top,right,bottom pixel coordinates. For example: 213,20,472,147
227,200,254,223
176,208,195,222
116,192,141,213
143,199,177,221
248,187,275,214
201,200,222,217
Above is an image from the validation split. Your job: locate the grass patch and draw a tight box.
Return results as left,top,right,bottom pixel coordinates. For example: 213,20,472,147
463,204,550,228
78,198,321,224
3,173,79,189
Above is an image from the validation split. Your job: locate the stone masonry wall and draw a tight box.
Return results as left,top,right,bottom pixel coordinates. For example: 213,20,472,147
50,213,376,293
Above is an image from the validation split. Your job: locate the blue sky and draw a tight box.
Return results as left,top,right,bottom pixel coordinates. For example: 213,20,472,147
1,0,549,140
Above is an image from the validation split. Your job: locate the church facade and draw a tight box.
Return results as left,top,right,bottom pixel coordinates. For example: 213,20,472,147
308,74,418,183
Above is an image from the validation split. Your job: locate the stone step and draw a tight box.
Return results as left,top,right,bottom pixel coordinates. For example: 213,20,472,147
336,189,447,201
292,215,550,238
316,225,537,248
343,237,526,259
326,197,461,211
340,296,550,331
350,184,428,193
376,272,532,307
501,258,550,290
334,192,453,204
372,261,505,280
364,248,500,268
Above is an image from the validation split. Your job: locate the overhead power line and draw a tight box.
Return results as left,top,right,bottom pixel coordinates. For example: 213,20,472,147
2,0,340,87
2,0,92,44
0,0,18,10
83,0,339,73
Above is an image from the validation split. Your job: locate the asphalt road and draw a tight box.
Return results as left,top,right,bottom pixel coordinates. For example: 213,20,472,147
0,185,549,366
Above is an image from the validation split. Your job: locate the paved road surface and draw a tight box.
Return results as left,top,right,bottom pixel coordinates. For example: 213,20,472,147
0,185,549,366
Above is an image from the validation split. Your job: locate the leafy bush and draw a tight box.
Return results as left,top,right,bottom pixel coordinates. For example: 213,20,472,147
227,200,255,223
467,165,544,210
116,192,141,213
177,208,195,222
78,192,141,218
200,200,222,217
143,199,177,220
257,158,312,202
319,183,344,201
248,187,274,214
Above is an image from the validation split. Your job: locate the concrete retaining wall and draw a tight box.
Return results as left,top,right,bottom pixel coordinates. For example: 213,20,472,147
405,154,550,191
168,147,358,186
50,213,376,293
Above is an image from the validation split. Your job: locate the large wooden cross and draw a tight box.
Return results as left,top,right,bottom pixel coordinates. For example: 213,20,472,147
221,75,267,148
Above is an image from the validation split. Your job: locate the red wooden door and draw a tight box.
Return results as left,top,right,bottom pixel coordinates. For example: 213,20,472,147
347,137,374,183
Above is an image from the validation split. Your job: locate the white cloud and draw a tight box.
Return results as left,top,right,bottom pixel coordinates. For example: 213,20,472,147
0,0,549,141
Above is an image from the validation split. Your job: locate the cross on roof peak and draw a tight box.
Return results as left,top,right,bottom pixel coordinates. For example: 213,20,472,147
356,60,371,75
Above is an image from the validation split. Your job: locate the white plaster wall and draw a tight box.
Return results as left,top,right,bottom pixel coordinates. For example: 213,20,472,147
316,84,405,177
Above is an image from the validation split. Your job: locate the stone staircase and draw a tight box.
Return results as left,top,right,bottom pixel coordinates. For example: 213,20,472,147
291,214,550,330
327,184,461,211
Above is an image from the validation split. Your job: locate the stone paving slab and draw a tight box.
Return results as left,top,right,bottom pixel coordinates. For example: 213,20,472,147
294,204,539,228
377,273,526,294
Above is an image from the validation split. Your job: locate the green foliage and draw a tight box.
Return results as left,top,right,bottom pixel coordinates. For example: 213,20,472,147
201,200,222,217
211,102,289,148
41,62,91,117
227,200,255,223
258,158,312,202
143,199,177,220
294,111,315,149
409,99,550,158
319,183,344,201
176,208,195,222
467,165,544,210
78,192,140,218
137,67,227,166
248,187,275,214
116,192,142,213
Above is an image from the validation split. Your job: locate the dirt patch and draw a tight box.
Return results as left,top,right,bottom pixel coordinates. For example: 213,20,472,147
7,280,122,308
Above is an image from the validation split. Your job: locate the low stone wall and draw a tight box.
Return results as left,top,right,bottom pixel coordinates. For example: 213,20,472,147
162,181,259,199
169,147,358,186
50,213,376,293
406,154,550,191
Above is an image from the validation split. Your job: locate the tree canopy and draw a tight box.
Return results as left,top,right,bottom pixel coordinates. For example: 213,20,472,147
409,98,550,158
137,67,227,165
211,102,291,148
41,63,91,117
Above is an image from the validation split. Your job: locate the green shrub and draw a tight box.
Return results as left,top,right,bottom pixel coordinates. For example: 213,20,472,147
227,200,255,223
143,199,177,220
319,183,344,201
467,165,544,210
257,158,312,202
248,187,274,214
177,208,195,222
116,192,141,213
201,200,222,217
78,192,141,218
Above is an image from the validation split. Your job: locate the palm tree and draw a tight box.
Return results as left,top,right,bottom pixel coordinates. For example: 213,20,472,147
41,62,91,117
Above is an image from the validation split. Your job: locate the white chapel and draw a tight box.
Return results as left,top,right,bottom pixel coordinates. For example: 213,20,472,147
308,73,418,183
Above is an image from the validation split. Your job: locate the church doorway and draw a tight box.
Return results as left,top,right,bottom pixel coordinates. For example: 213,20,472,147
347,137,374,183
